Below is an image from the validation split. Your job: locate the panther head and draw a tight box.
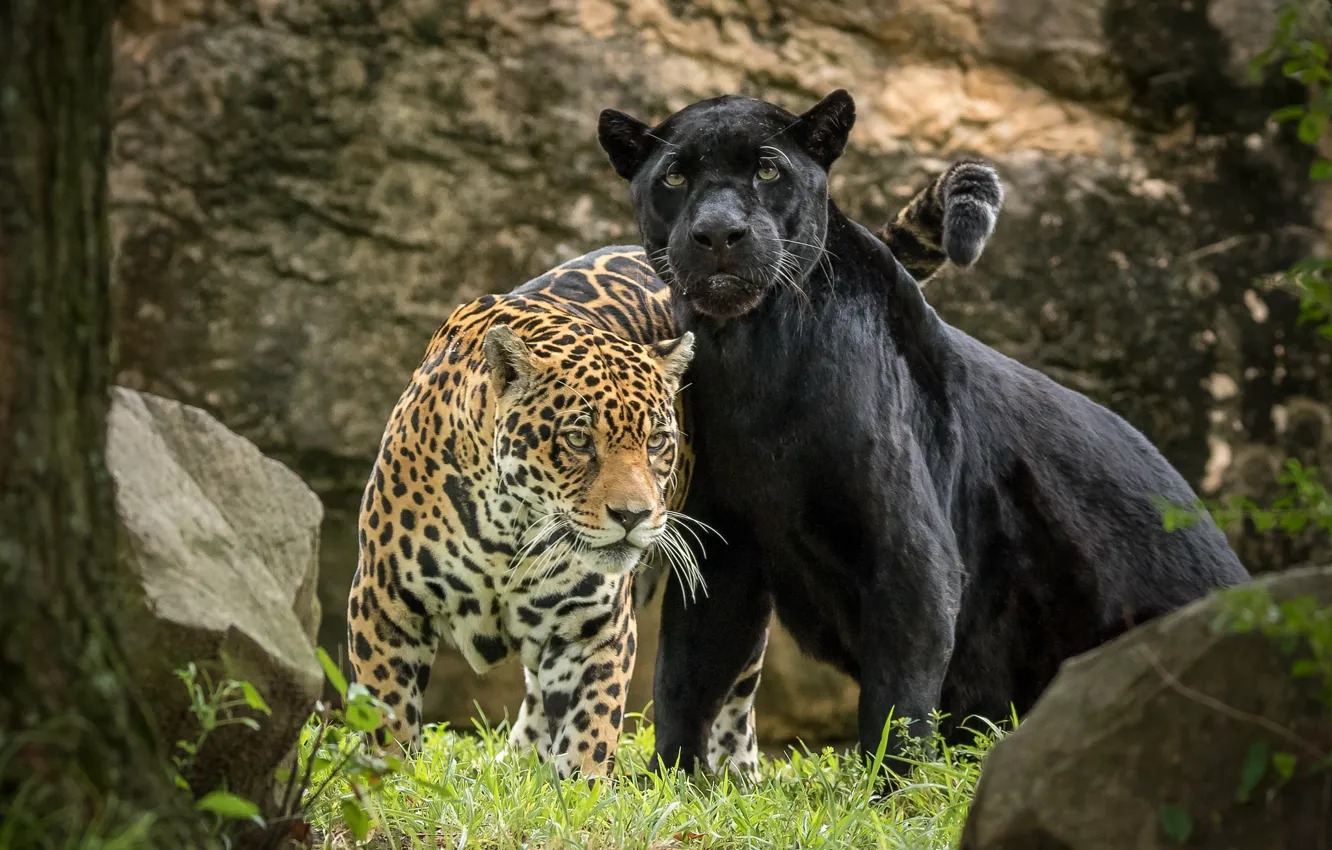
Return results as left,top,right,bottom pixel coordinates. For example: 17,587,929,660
482,321,694,575
597,90,856,320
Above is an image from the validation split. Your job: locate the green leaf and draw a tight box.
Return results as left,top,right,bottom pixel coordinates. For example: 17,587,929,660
1236,740,1269,802
347,682,372,703
1273,752,1298,781
317,647,348,698
173,774,191,792
240,681,272,715
346,700,382,734
1249,49,1276,79
1312,159,1332,181
341,798,372,842
1159,804,1193,843
197,791,262,824
1270,105,1307,123
1298,112,1328,145
1292,659,1322,677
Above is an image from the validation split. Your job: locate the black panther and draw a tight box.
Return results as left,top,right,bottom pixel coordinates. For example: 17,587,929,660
596,90,1250,771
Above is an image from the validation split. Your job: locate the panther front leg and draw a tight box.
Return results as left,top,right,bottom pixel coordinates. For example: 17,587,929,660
705,625,768,779
537,599,637,779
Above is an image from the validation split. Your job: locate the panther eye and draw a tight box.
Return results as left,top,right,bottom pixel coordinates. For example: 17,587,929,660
563,430,592,451
646,431,671,452
757,163,780,182
662,171,686,188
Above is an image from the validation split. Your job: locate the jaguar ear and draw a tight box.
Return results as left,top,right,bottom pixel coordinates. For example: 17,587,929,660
650,332,695,387
483,324,536,397
788,89,856,170
598,108,655,180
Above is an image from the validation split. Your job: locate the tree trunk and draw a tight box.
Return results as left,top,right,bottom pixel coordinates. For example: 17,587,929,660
0,2,204,845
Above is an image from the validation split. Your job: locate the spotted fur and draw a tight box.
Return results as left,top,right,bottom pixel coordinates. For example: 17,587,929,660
346,162,1002,781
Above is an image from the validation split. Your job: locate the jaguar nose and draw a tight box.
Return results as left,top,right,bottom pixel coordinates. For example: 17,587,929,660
607,506,652,532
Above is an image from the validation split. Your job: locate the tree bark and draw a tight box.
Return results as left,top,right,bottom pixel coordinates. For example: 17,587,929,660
0,2,203,844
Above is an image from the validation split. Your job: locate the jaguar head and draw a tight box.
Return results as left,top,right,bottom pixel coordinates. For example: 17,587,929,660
483,322,694,576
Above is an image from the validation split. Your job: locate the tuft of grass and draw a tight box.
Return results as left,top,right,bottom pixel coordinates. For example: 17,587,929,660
301,712,1002,849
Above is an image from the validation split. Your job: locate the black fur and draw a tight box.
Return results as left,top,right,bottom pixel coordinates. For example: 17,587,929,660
597,91,1250,772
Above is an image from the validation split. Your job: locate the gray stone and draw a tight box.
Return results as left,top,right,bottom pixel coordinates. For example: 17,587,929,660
107,387,323,804
962,567,1332,850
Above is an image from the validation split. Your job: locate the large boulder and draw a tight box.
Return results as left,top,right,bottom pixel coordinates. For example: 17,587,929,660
110,0,1331,743
107,387,323,805
962,566,1332,850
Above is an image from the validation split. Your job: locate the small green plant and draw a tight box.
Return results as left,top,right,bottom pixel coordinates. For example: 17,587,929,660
1251,0,1332,335
164,649,406,849
1212,585,1332,710
1155,0,1332,556
1151,9,1332,818
292,648,405,845
172,661,272,793
1153,459,1332,538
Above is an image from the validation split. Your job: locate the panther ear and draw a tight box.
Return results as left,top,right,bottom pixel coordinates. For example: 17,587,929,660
482,324,537,397
788,89,856,170
598,108,655,180
650,332,695,387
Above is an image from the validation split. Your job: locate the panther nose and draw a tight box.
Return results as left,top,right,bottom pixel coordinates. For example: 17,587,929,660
691,224,749,251
607,506,652,532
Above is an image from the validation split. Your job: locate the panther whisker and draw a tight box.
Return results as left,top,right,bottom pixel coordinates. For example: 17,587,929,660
660,520,708,601
665,509,725,543
759,144,792,168
644,131,678,150
659,523,707,602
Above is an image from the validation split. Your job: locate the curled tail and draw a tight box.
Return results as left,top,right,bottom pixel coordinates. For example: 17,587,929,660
877,159,1004,284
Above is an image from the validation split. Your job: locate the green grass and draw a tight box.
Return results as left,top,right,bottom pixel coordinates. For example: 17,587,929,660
302,713,1002,850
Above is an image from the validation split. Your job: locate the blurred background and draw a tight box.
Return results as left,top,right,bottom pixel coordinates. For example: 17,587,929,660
109,0,1331,748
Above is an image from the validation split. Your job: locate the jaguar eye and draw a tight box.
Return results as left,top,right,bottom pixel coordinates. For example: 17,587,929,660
646,431,670,452
663,171,686,188
757,163,780,182
563,430,592,450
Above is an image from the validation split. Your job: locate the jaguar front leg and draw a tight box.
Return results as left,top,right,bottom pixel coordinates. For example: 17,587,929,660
537,592,637,780
705,625,768,779
504,667,552,761
346,555,439,752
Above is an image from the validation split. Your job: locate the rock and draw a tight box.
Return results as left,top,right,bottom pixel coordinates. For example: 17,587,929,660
107,387,323,805
961,566,1332,850
109,0,1330,743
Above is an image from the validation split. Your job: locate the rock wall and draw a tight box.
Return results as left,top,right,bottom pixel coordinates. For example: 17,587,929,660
111,0,1330,744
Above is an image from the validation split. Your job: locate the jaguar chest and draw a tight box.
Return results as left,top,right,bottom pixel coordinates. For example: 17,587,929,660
431,529,625,675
